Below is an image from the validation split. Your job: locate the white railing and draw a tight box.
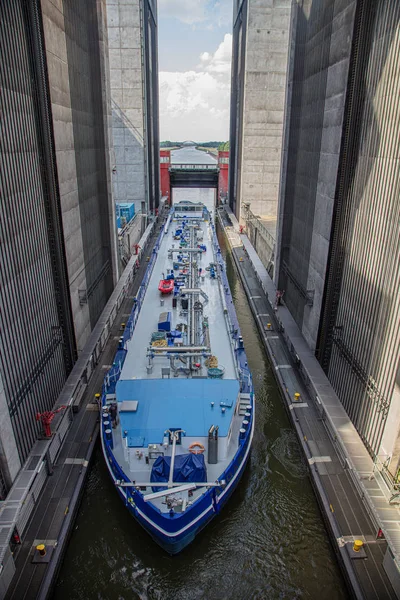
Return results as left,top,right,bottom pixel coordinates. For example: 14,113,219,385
170,163,218,171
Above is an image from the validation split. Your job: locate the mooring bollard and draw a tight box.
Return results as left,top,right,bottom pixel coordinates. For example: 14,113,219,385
353,540,363,552
294,392,301,402
36,544,46,557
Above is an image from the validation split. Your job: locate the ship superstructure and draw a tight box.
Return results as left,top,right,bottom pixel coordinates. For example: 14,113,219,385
101,201,254,553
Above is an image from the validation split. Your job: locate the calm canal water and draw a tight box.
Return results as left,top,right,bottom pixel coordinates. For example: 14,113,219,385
171,146,217,165
54,158,347,600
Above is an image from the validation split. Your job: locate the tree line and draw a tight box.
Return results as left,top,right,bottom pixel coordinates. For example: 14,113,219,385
160,141,229,149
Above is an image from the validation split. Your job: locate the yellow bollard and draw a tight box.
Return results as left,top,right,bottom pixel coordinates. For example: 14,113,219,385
266,323,272,330
353,540,363,552
120,322,125,331
294,392,301,402
146,256,150,262
239,257,244,262
95,393,100,400
36,544,46,557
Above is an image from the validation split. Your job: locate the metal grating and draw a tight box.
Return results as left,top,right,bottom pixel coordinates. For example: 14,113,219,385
31,466,47,503
0,0,75,464
26,456,41,471
317,0,400,457
18,493,35,536
49,435,61,464
0,527,10,546
0,508,18,524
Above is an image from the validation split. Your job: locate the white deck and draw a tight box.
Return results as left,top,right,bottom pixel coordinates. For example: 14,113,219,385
121,215,236,380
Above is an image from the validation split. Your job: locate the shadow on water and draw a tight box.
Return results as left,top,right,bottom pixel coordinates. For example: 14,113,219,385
54,211,348,600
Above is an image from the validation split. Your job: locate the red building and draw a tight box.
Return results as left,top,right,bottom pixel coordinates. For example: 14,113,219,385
218,150,229,203
160,150,171,204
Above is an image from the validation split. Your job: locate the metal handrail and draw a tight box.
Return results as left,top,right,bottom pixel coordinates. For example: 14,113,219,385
170,163,218,171
372,453,400,500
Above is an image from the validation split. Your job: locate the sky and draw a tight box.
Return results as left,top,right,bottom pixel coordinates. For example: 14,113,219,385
157,0,233,143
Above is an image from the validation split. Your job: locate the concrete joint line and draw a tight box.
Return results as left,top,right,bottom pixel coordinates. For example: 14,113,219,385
308,456,332,465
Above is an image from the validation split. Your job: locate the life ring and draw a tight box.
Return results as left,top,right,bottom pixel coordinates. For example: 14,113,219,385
189,442,205,455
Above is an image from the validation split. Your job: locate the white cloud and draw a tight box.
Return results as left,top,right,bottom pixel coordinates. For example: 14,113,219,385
159,34,232,141
200,32,232,75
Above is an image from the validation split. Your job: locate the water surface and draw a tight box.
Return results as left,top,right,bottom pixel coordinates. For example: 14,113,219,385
171,147,217,164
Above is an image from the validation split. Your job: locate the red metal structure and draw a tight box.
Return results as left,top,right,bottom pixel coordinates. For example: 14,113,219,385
160,150,171,202
218,150,229,203
160,148,229,206
36,406,67,438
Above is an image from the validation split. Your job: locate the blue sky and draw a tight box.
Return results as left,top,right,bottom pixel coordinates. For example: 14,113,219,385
157,0,233,142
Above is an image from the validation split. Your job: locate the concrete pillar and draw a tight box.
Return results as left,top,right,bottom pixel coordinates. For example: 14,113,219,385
106,0,147,215
239,0,291,221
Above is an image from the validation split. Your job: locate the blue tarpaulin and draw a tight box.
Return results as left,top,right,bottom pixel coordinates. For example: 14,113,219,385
150,453,207,492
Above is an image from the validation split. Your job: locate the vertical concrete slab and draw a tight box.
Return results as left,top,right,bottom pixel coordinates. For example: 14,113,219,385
106,0,146,215
276,0,357,348
41,0,91,351
239,0,291,222
96,0,120,284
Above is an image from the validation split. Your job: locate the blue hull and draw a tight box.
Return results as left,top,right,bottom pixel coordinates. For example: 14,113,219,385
101,206,255,554
110,431,252,554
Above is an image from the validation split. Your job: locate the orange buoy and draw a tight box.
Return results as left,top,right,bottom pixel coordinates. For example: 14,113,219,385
188,442,205,455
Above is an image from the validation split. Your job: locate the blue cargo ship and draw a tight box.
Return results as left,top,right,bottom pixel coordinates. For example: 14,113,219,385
101,201,254,553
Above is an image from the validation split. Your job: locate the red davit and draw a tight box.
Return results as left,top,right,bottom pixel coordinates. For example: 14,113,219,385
36,406,67,438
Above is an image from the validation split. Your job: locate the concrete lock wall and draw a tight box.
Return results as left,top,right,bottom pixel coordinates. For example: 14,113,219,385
106,0,147,215
276,0,400,461
276,0,358,349
1,0,77,475
42,0,118,352
0,0,120,482
236,0,291,222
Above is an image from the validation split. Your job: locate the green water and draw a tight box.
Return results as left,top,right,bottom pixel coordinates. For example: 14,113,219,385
54,215,347,600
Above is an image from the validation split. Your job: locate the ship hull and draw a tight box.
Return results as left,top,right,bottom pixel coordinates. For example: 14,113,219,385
101,204,255,554
102,415,254,554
